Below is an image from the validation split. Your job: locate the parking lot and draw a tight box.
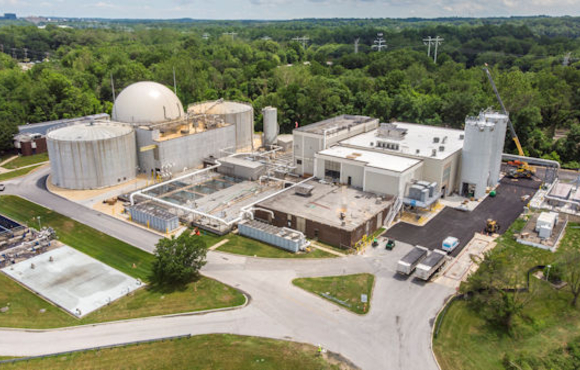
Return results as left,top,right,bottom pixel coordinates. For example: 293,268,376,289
384,178,541,257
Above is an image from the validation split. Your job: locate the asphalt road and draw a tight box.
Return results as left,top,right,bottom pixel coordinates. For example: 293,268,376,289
0,165,454,370
385,177,541,257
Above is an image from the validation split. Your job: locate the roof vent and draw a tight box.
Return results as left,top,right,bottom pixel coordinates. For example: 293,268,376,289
370,142,374,146
439,145,445,152
431,149,437,157
459,134,465,140
433,137,440,143
416,149,420,154
442,136,447,144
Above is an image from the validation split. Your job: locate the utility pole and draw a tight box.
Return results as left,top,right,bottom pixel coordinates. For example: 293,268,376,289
372,33,387,51
423,36,433,57
223,32,237,41
110,72,116,103
433,36,443,64
354,38,360,54
292,36,309,49
172,66,177,95
423,36,443,63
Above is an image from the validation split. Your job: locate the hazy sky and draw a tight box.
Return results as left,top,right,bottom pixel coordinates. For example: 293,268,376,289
3,0,580,20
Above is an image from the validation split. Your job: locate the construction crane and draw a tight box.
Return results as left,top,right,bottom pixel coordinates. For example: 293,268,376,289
483,65,535,179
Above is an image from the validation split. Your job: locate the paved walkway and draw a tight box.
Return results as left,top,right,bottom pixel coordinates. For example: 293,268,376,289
309,242,347,256
0,167,455,370
0,161,49,174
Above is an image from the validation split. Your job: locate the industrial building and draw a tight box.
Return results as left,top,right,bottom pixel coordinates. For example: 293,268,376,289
294,110,508,201
254,179,395,248
13,133,47,156
44,81,255,191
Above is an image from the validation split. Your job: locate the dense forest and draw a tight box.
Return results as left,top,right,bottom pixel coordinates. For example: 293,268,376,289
0,17,579,168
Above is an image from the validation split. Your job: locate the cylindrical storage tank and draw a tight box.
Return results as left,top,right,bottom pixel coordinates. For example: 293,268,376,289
485,112,508,186
188,101,254,150
460,119,494,199
262,106,278,147
47,122,137,190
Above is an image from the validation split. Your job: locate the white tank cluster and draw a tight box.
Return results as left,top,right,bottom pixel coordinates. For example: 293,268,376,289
460,110,508,199
262,106,278,147
188,100,254,150
47,121,137,190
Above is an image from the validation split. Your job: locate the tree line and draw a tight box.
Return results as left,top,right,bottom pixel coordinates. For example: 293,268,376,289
0,18,579,167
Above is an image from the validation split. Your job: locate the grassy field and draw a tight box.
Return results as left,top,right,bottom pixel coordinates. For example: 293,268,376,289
2,153,49,169
293,273,375,314
0,196,246,328
0,273,245,329
0,334,347,370
215,233,336,258
0,165,43,181
0,195,153,280
434,220,580,370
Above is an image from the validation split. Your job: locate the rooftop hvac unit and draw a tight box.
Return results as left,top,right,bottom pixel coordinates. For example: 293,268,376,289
439,146,445,152
295,184,314,196
433,137,440,143
431,149,437,157
459,134,465,140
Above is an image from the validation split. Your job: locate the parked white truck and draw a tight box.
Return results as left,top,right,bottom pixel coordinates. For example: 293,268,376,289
396,246,428,276
415,250,447,281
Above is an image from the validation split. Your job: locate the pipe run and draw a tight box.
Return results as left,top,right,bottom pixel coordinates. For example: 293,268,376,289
501,153,560,169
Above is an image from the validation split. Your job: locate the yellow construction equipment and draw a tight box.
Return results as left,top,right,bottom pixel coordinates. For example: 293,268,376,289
484,219,500,235
483,65,535,178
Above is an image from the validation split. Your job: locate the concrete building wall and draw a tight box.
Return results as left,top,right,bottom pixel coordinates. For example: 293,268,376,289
136,125,236,175
340,163,364,188
364,169,400,197
254,204,390,249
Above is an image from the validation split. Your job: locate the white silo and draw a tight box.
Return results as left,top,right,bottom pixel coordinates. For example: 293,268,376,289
485,111,508,186
188,101,254,150
460,117,495,199
262,106,278,147
47,121,137,190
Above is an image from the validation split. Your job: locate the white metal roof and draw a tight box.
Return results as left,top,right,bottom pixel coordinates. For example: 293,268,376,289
318,146,421,173
340,122,464,160
112,81,184,124
47,121,133,141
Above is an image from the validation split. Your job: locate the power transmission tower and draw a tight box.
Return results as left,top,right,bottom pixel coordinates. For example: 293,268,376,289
354,38,360,54
372,33,387,51
292,36,309,49
223,32,237,41
423,36,443,63
202,33,210,41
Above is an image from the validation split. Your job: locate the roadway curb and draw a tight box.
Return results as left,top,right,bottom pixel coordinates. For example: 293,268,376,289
210,249,349,261
430,293,457,370
0,287,251,333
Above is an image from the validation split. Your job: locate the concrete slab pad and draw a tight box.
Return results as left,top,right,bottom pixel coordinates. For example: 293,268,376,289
2,246,143,317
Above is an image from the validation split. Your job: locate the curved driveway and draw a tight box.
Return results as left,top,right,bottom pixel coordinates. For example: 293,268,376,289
0,166,454,370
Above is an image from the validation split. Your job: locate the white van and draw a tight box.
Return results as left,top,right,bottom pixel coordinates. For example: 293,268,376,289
442,236,459,253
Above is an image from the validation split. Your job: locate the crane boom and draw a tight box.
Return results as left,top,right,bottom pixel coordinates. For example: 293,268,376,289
483,66,525,157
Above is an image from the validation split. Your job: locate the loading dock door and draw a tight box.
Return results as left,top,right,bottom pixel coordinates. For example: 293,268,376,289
296,217,306,233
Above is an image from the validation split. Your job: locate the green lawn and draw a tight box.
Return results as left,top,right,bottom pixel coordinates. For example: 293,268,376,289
0,334,346,370
293,273,375,314
217,234,336,258
0,165,43,181
0,196,246,328
433,221,580,370
0,273,245,329
2,153,49,169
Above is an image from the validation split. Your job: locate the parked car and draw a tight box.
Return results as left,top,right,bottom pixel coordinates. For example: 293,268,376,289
442,236,459,253
0,184,5,192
